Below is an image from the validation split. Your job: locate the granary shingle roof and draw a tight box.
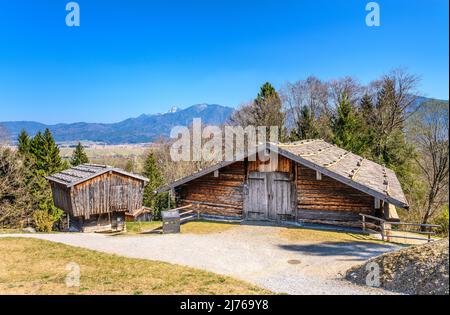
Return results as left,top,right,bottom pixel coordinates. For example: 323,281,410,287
47,164,149,188
158,140,409,209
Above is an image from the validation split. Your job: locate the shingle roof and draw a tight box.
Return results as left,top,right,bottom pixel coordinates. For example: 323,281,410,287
158,140,409,209
47,164,149,188
278,140,408,208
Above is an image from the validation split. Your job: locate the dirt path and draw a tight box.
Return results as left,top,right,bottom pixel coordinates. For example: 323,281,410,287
1,225,401,295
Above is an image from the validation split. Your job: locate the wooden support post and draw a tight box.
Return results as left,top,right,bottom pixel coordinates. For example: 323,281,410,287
168,190,171,209
374,198,381,210
197,210,200,220
380,221,385,242
294,163,299,223
362,215,366,232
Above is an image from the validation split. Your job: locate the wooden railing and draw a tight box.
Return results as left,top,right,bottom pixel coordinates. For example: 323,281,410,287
166,204,200,223
360,214,440,243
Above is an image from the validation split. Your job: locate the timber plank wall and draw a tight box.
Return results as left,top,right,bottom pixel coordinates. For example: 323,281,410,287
176,162,246,217
50,182,73,214
61,172,145,219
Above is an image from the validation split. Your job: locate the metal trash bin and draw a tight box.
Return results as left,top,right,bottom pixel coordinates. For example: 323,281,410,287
161,210,180,234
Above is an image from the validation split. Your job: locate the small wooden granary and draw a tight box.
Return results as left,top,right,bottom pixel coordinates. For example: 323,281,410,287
158,140,409,226
47,164,148,232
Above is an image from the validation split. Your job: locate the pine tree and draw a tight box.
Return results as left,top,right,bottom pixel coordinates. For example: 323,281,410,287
21,129,65,231
17,129,30,155
71,142,89,166
142,152,165,209
43,128,62,174
332,93,367,154
124,159,134,173
300,106,318,140
359,94,376,155
230,82,286,141
289,106,319,141
28,129,63,174
255,82,279,105
360,94,375,124
29,131,45,170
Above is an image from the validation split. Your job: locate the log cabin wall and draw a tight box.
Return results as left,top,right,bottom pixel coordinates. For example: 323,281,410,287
296,164,375,221
176,162,246,218
174,155,376,222
71,172,144,218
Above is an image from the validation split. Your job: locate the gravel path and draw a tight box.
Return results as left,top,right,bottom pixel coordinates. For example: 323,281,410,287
1,225,400,295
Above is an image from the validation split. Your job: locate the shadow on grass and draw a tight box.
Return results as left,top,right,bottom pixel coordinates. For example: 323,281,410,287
278,242,397,261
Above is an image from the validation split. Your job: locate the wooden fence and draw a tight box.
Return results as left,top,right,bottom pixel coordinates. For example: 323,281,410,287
177,204,200,223
162,204,199,224
360,214,440,243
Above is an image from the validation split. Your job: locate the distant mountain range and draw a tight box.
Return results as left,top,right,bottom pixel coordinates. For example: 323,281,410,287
1,104,234,145
1,97,447,145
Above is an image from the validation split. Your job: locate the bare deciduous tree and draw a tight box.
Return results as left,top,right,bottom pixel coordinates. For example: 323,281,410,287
280,76,332,140
362,69,421,162
229,100,256,127
329,76,363,109
0,124,10,147
376,69,421,133
409,100,449,226
0,148,32,228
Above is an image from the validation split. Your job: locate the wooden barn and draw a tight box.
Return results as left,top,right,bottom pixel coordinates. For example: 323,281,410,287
157,140,409,226
47,164,148,232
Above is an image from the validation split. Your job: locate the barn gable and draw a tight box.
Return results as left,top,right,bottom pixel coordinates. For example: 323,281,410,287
158,140,409,210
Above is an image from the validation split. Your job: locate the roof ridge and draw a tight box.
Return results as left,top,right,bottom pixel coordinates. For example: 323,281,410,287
59,170,85,179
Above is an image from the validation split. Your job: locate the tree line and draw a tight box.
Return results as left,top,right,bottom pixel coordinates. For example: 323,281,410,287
0,69,448,234
0,128,91,231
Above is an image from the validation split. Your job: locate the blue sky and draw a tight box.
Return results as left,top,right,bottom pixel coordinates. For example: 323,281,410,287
0,0,448,124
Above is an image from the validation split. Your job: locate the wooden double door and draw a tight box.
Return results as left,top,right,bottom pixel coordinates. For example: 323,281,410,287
245,172,297,221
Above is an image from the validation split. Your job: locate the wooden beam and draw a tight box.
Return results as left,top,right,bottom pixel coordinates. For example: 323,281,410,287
374,198,381,209
316,171,322,181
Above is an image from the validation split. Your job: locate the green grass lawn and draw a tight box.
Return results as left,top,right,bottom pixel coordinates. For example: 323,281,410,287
0,229,22,234
0,238,270,295
278,226,382,244
125,220,239,235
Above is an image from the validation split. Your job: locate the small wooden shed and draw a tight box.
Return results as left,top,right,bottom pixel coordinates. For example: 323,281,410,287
157,140,409,227
47,164,148,232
